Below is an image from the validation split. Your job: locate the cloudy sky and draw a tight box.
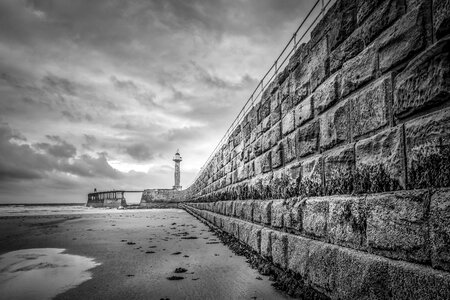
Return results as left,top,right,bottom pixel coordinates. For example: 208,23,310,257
0,0,312,203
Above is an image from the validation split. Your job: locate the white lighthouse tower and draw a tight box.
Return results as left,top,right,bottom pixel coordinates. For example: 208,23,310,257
173,149,182,191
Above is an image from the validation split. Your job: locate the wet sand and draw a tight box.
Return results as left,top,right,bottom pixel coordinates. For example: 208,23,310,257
0,209,291,299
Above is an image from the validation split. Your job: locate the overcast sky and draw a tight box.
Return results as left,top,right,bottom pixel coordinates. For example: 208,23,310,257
0,0,312,203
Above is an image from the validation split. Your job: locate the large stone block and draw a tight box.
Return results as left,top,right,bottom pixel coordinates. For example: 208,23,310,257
249,224,263,254
281,131,296,164
262,151,272,173
254,156,263,176
281,108,295,136
319,99,350,151
430,188,450,271
355,126,405,192
262,130,271,153
340,45,377,98
283,197,303,232
307,241,339,295
434,0,450,40
261,115,271,133
405,109,450,189
286,234,311,278
329,32,364,73
323,144,355,195
270,199,288,228
302,197,329,238
327,196,366,249
297,120,320,157
252,200,272,225
366,190,430,263
271,143,283,169
294,95,313,127
270,104,281,124
299,155,323,197
394,37,450,119
314,71,340,116
350,75,391,138
270,121,282,147
378,5,428,73
271,231,288,269
387,260,450,300
260,228,272,259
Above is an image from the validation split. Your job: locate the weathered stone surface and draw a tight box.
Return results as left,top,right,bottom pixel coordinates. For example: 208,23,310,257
378,5,428,73
262,151,271,173
388,260,450,300
270,104,281,124
294,95,313,127
340,45,377,97
327,1,357,51
307,241,338,294
283,197,303,232
252,200,272,225
299,155,323,197
249,224,263,254
262,130,271,152
405,109,450,189
366,190,430,263
281,131,296,164
271,231,288,269
261,115,271,133
394,38,450,118
314,72,340,116
271,143,283,169
323,144,355,195
270,199,288,228
350,75,391,138
286,234,310,278
329,32,364,73
319,100,349,151
254,156,263,176
296,120,319,157
260,228,272,259
253,137,262,157
281,108,295,136
270,122,282,148
434,0,450,40
327,196,366,249
430,188,450,271
334,246,390,300
355,126,405,192
302,197,329,238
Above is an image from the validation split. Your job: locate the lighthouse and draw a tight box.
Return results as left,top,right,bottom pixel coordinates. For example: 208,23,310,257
173,149,182,191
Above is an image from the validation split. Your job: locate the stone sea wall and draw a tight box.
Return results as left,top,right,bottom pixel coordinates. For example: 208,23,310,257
183,0,450,298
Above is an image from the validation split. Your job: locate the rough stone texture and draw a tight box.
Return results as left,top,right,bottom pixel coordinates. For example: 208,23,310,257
281,108,295,136
281,131,296,164
302,197,329,238
394,37,450,118
294,95,313,127
434,0,450,40
366,190,430,263
405,109,450,189
286,234,310,278
355,126,405,191
271,199,288,228
252,200,272,225
430,188,450,271
350,75,391,138
271,231,288,269
260,228,272,259
296,120,320,157
307,241,339,295
270,122,282,148
327,196,366,249
319,100,350,151
314,71,340,116
323,144,355,195
378,5,428,73
340,45,377,98
299,155,323,197
262,151,272,173
271,143,283,169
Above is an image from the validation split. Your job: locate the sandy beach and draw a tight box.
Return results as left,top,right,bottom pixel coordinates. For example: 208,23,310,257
0,208,291,300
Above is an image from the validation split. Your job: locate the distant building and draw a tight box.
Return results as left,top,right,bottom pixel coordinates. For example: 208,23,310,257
173,149,182,191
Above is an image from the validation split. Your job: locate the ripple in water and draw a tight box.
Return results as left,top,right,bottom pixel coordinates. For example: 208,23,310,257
0,248,100,300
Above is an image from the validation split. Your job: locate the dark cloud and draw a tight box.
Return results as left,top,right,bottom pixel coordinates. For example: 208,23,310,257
35,135,77,158
124,143,154,162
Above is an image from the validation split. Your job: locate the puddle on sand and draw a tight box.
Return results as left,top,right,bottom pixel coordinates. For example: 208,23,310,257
0,248,100,300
